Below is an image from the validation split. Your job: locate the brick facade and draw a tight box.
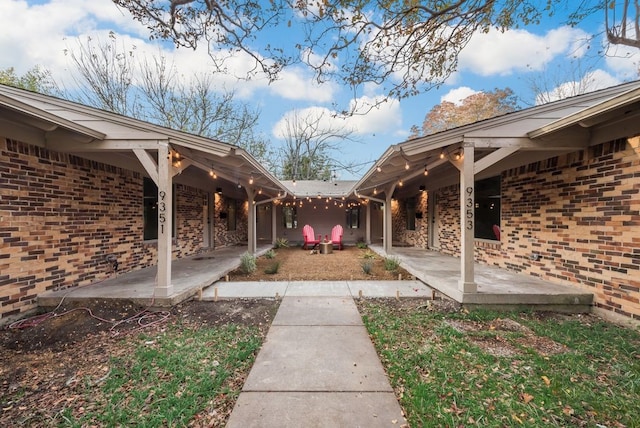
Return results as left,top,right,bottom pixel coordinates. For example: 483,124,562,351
396,138,640,320
0,138,243,321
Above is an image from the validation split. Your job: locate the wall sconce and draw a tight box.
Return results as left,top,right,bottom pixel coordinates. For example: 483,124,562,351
419,185,426,192
216,187,223,195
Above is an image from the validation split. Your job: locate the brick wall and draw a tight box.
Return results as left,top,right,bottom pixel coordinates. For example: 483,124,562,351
403,138,639,320
485,138,640,320
213,194,248,247
394,192,429,248
0,139,218,321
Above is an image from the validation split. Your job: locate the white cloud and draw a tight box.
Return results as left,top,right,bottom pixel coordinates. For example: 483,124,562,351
271,95,401,139
269,67,337,102
441,86,479,105
459,26,592,76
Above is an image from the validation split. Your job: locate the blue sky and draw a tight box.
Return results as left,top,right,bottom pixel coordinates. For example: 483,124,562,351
1,1,639,179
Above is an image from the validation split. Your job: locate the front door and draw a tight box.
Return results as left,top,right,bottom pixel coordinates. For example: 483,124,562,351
256,204,272,243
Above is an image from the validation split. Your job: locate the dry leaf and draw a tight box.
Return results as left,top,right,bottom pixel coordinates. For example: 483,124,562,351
520,392,534,404
541,375,551,386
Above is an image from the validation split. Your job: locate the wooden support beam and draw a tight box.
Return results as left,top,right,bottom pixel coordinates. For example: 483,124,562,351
459,142,477,293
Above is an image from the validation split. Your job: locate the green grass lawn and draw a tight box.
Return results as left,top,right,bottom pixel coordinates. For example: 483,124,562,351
59,323,262,427
359,301,640,428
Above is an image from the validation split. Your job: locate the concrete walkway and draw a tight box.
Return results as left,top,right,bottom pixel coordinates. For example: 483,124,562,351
226,294,408,427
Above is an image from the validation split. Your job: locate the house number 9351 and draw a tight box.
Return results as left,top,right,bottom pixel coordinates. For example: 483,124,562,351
465,186,474,230
158,190,166,234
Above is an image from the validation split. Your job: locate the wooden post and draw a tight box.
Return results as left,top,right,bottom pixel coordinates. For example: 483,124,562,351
458,142,477,293
155,142,174,298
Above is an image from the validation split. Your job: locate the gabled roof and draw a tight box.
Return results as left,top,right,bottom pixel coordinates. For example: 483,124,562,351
280,180,358,199
354,80,640,198
0,84,287,199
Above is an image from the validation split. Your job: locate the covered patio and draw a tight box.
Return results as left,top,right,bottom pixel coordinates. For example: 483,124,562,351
374,246,593,312
38,244,274,308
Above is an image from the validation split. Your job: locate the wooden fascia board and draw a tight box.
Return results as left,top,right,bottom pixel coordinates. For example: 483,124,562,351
45,138,162,151
474,147,519,174
0,94,106,140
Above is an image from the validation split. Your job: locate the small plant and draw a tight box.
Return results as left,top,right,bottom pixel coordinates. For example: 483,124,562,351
239,251,257,274
384,256,400,271
274,237,289,248
265,249,276,259
264,261,281,274
361,260,373,275
356,241,368,249
362,250,376,259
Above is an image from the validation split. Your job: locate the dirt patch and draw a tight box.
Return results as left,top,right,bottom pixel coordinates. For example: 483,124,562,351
228,245,414,281
0,299,279,427
445,318,569,357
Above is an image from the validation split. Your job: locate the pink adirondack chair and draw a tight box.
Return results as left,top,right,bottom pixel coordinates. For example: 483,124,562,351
330,224,343,250
302,224,321,250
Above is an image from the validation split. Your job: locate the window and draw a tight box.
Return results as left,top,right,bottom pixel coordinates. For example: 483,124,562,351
406,197,416,231
346,207,360,229
143,177,175,240
282,206,297,229
474,176,501,240
227,199,237,231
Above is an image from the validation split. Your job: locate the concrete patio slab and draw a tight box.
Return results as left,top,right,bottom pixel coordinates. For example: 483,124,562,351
347,280,433,298
285,281,351,297
226,392,406,428
243,324,393,392
273,296,362,326
203,281,288,299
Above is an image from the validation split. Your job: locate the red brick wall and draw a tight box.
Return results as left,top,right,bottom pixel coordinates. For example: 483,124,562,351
425,138,640,320
0,139,212,321
484,138,640,319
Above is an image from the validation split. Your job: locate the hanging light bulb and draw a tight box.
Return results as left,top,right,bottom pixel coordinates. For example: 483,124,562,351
249,175,254,185
376,165,382,172
398,179,403,187
373,188,377,195
439,151,445,159
405,161,410,170
423,165,429,176
454,152,461,160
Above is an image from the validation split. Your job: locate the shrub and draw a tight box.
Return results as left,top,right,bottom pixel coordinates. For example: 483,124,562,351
362,250,376,259
265,249,276,259
361,260,373,275
264,261,281,274
384,256,400,272
356,241,368,249
240,251,257,274
274,238,289,249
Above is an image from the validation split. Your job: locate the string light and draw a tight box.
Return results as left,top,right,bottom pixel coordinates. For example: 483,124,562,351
376,165,382,172
439,151,445,159
423,165,429,176
249,175,254,185
405,161,410,170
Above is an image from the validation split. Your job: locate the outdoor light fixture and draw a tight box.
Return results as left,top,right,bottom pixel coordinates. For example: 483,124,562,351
373,188,377,195
439,151,445,159
423,165,429,176
405,162,410,170
216,187,223,195
249,175,254,185
454,152,461,160
209,169,217,179
376,165,382,172
237,182,242,188
292,178,297,186
398,179,403,187
419,185,426,192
